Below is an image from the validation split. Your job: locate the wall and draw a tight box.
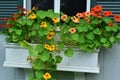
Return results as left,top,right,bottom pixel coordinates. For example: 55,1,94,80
86,44,120,80
0,35,25,80
0,35,15,80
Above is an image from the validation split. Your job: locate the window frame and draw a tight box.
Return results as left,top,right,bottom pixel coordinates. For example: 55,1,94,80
24,0,91,12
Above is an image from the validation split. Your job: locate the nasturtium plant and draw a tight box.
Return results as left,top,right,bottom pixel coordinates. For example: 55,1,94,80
0,5,120,80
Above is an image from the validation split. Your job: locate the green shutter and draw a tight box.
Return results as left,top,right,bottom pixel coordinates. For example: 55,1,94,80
96,1,120,14
0,0,23,24
91,0,97,7
96,0,120,25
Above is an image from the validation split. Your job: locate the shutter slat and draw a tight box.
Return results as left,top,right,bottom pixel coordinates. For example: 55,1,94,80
97,1,120,4
0,0,18,21
0,9,17,11
96,1,120,24
0,1,17,4
0,7,17,9
96,1,120,14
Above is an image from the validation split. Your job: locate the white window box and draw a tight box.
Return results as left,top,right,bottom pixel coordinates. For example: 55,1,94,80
3,43,99,73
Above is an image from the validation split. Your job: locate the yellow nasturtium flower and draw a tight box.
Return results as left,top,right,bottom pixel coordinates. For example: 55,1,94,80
49,30,54,35
28,13,36,19
52,17,59,23
44,44,55,51
49,45,55,51
44,44,50,50
41,22,47,28
43,72,52,80
47,34,53,40
32,6,37,10
46,30,55,40
26,10,31,15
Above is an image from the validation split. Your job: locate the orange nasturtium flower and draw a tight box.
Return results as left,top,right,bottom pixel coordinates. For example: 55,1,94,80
61,14,68,21
93,5,102,12
114,15,120,22
52,17,59,23
41,22,47,28
108,22,114,27
69,28,76,34
71,16,80,23
76,13,82,18
28,13,36,19
7,23,12,28
0,24,5,28
85,12,91,17
43,72,52,80
84,17,90,23
103,11,113,17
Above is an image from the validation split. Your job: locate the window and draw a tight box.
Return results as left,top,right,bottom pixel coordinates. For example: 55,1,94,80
60,0,87,15
32,0,54,10
25,0,90,15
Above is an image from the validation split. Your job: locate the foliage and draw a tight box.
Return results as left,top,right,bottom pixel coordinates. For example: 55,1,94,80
1,5,120,80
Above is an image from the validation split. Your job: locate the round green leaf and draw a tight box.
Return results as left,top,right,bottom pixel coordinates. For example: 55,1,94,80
64,48,74,57
109,37,115,43
39,51,50,62
71,33,79,41
55,55,62,63
100,38,107,43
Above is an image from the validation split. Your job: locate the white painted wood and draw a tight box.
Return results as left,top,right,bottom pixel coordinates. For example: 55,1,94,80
23,0,27,9
0,35,15,80
69,51,99,67
3,43,99,73
87,0,91,11
54,0,60,13
74,73,85,80
24,69,33,80
26,0,31,10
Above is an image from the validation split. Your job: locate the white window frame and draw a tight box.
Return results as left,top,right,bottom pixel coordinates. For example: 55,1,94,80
24,0,91,13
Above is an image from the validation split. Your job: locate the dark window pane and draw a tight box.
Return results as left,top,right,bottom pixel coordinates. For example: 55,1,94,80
60,0,87,16
31,0,54,10
98,0,120,2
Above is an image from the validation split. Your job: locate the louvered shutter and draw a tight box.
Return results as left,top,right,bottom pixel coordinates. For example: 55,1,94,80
96,0,120,25
0,0,23,24
96,0,120,15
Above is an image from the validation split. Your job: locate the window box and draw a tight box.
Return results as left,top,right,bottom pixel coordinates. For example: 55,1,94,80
3,43,99,73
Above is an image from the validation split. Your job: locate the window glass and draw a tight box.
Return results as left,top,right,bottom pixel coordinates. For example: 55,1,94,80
60,0,87,15
31,0,54,10
98,0,120,2
31,0,87,15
